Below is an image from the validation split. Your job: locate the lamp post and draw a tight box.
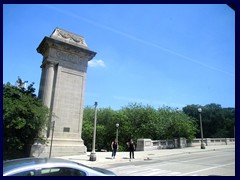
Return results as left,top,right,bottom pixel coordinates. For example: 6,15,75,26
90,102,98,161
116,123,119,142
198,108,205,149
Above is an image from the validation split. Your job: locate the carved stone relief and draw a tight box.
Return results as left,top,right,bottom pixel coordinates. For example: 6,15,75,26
51,28,88,48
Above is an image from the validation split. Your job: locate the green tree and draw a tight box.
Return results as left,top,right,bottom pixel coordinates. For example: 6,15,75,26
183,103,235,138
82,107,118,151
82,103,199,151
158,106,197,141
3,79,49,160
82,106,95,151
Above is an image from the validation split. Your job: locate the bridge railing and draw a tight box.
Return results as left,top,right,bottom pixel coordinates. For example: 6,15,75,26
192,138,235,146
136,138,235,151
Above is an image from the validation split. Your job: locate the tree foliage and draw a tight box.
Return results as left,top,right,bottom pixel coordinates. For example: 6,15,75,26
82,103,198,152
183,103,235,138
3,78,49,160
83,103,234,152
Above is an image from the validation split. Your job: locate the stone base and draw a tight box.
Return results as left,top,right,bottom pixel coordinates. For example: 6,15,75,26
136,139,152,151
30,138,87,157
89,152,96,161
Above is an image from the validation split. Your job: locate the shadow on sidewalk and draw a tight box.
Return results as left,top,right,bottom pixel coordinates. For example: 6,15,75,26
68,158,88,161
104,157,130,160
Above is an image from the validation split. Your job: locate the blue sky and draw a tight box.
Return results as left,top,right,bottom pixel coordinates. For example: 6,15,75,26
3,4,235,110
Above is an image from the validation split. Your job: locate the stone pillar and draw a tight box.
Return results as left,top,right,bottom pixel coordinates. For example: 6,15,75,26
30,28,96,157
205,138,211,146
38,65,45,100
41,62,55,108
136,139,153,151
225,138,229,145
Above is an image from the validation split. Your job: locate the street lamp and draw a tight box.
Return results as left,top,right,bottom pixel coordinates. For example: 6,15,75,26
116,123,119,143
90,102,98,161
198,108,205,149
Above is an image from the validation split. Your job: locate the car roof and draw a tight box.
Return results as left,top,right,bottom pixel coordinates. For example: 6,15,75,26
3,157,86,173
3,157,116,176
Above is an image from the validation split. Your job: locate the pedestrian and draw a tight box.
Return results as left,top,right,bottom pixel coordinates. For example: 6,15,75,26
111,139,118,159
127,139,135,159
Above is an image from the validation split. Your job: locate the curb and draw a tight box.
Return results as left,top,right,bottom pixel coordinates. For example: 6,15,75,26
59,145,235,166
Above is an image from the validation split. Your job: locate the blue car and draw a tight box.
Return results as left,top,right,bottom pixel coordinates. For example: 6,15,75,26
3,157,116,176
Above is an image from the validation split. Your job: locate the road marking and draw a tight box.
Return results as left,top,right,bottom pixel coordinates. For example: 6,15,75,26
181,153,233,163
108,166,139,174
177,162,234,176
132,170,157,176
109,165,184,176
166,172,182,176
134,169,170,176
128,167,160,175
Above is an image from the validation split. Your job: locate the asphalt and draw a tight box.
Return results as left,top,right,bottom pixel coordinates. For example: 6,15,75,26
58,144,235,167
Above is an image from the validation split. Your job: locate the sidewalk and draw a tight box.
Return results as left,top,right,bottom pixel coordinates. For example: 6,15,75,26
58,144,235,167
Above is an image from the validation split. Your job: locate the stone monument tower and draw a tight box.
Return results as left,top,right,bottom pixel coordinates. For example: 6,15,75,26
31,28,96,157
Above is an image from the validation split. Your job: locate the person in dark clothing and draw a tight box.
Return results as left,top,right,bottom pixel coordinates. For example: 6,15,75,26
127,139,135,159
111,139,118,159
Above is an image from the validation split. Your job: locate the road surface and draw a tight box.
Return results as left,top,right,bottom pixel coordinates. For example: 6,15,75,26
102,147,235,176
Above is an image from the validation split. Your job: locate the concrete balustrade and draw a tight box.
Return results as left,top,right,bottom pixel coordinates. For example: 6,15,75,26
136,138,235,151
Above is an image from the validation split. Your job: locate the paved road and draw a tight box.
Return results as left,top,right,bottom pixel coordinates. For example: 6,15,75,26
101,148,235,176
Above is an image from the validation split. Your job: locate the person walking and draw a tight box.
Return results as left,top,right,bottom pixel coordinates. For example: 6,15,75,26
127,139,135,159
111,139,118,159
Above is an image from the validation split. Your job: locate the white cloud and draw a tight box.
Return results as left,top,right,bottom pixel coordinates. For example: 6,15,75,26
88,59,106,68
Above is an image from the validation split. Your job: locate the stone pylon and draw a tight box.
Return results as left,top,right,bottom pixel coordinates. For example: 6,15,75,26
30,28,96,157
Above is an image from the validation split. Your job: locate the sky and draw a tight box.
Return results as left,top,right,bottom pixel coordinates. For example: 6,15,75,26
3,4,235,110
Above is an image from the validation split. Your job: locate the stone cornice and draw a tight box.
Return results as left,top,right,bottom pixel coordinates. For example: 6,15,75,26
37,36,96,61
